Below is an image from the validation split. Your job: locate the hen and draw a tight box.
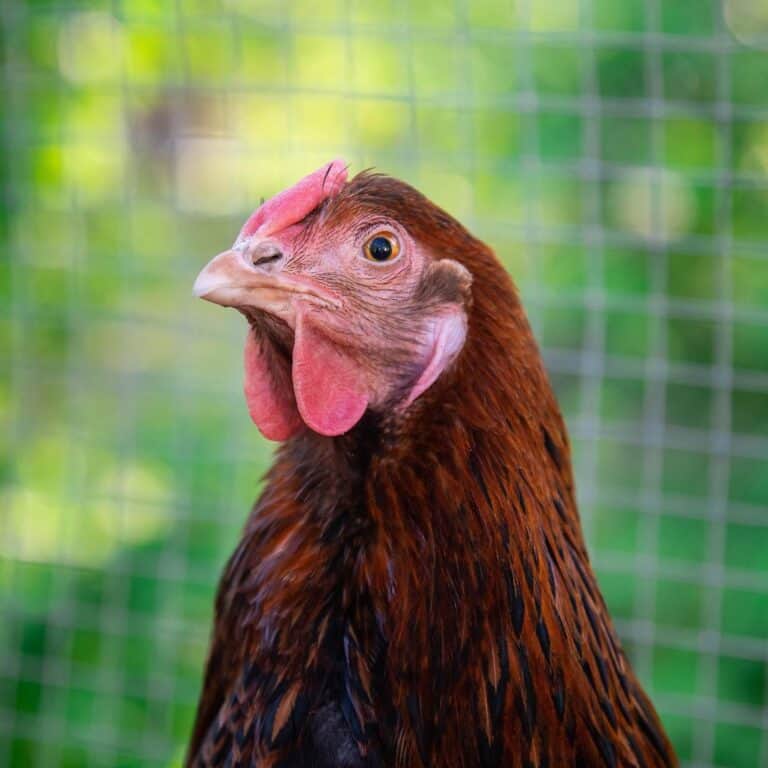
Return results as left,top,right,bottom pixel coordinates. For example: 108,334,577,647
188,160,676,767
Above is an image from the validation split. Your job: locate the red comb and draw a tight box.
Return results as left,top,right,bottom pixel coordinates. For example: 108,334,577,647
238,159,348,241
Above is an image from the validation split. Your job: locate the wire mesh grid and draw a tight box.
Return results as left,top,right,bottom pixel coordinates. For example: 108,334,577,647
1,1,767,767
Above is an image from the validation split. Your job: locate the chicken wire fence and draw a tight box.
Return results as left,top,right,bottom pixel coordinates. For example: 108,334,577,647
1,0,768,766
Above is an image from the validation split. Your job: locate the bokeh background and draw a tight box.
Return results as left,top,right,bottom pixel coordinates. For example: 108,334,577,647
2,0,768,766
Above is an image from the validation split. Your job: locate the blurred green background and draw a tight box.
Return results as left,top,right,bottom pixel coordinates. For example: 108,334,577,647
2,1,767,766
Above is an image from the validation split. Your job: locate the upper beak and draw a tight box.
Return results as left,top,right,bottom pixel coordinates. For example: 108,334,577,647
193,246,339,314
193,248,260,305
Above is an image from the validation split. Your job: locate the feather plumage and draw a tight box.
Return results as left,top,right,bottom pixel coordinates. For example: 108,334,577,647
187,172,676,767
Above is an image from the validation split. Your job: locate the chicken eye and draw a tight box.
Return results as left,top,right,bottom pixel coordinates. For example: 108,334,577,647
364,233,400,263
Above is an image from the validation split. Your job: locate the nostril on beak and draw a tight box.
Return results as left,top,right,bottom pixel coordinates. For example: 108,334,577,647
250,244,284,271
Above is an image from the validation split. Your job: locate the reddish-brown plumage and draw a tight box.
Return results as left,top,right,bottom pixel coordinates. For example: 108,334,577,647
188,172,677,767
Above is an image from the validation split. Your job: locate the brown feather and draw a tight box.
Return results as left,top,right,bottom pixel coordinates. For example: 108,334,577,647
186,171,677,767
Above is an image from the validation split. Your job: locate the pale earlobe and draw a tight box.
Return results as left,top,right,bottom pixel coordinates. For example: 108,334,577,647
402,258,472,407
403,308,468,408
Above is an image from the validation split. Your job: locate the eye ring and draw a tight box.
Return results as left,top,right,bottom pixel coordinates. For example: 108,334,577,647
363,232,400,263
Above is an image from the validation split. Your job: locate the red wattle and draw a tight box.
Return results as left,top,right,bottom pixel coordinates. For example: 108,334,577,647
243,329,303,441
291,315,369,437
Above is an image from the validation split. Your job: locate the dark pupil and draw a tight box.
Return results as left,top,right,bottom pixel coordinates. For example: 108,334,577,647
369,236,392,261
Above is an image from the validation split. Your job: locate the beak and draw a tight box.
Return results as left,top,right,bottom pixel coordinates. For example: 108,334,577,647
193,248,259,306
193,247,339,314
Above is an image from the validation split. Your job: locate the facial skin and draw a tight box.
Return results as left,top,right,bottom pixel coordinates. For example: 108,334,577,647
194,161,472,440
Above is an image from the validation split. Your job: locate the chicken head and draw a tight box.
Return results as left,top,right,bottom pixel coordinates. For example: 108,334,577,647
194,160,472,440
